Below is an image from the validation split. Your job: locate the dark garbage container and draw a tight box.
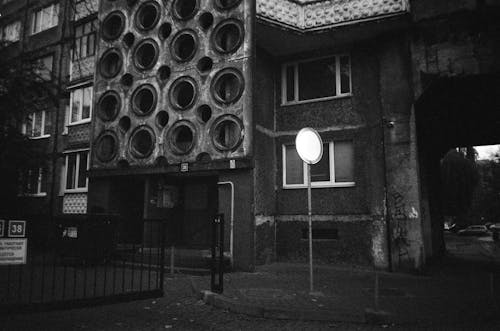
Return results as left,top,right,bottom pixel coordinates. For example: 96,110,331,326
55,214,119,264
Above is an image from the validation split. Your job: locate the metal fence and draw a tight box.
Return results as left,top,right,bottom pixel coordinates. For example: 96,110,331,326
0,215,166,314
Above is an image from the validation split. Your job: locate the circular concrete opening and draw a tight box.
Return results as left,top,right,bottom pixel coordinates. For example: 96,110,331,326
212,116,243,151
121,73,133,86
99,49,122,78
95,132,118,162
213,19,244,54
119,116,131,133
159,23,172,40
130,127,155,158
196,152,211,162
127,0,137,7
156,111,169,128
157,65,171,81
135,1,160,31
171,30,198,62
215,0,242,10
198,12,214,30
211,68,244,104
196,56,213,73
132,85,157,116
133,39,159,70
102,11,125,41
156,156,168,166
170,77,197,110
197,104,212,123
97,91,120,121
123,32,135,47
172,0,198,20
171,124,195,154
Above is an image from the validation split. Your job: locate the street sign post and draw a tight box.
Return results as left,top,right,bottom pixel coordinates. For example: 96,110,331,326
295,128,323,294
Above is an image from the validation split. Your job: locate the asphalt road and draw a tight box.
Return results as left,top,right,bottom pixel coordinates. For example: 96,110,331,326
445,232,500,262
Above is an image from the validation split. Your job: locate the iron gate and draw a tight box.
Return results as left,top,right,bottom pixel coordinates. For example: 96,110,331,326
0,215,166,314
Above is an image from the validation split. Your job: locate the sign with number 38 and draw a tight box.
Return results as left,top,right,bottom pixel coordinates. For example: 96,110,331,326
8,220,26,238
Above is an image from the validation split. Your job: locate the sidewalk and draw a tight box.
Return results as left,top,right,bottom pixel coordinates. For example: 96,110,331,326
191,262,500,327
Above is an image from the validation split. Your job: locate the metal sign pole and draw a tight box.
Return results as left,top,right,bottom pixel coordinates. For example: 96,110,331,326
307,163,314,293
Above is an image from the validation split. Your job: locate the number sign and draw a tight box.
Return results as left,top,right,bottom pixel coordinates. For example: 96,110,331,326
8,220,26,238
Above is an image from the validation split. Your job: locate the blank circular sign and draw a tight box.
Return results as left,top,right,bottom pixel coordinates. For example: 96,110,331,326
295,128,323,165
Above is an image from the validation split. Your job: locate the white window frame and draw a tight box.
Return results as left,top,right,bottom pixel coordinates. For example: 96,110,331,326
281,55,352,106
69,85,93,125
282,142,355,189
22,110,51,139
19,168,47,197
31,3,59,35
64,149,90,193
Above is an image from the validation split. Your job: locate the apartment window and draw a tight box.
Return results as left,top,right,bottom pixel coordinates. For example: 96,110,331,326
282,55,351,105
31,3,59,34
69,86,92,124
1,20,21,42
282,141,355,188
19,168,47,196
23,110,51,138
73,20,96,60
65,150,89,192
34,55,53,80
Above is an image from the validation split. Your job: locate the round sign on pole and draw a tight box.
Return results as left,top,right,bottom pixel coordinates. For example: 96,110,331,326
295,127,323,164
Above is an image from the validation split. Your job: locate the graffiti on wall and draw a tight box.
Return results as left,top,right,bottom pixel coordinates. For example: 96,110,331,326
390,191,410,263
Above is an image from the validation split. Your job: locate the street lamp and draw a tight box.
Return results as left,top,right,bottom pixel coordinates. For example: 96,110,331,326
295,127,323,293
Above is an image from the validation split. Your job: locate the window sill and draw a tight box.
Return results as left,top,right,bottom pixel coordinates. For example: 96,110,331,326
281,94,352,107
28,134,51,140
68,119,91,127
64,189,88,194
18,193,47,198
283,182,355,189
30,26,57,36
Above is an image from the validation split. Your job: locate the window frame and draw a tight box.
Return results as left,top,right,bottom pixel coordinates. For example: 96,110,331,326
68,85,93,125
281,54,352,106
282,141,355,189
64,149,90,193
23,110,51,139
18,168,47,197
72,19,97,60
31,3,59,35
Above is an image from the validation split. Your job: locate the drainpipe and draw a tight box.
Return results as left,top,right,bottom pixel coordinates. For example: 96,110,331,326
217,181,234,267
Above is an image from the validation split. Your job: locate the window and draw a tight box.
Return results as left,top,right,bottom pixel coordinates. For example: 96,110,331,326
34,55,53,80
281,55,351,105
31,3,59,34
23,111,51,138
1,21,21,42
69,85,93,124
282,141,355,188
19,168,47,196
73,20,97,60
65,150,89,192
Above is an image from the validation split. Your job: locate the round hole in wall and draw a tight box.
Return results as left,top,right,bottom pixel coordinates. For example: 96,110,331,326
214,0,242,10
212,115,243,151
133,39,159,70
171,30,198,62
120,73,133,86
102,11,125,41
159,23,172,40
127,0,138,7
169,77,197,110
118,159,129,168
132,84,157,116
135,1,160,30
197,104,212,123
99,49,122,78
198,12,214,30
157,65,170,81
95,132,118,162
196,152,211,162
123,32,135,47
172,0,198,20
196,56,213,73
156,156,168,166
170,123,195,154
119,116,131,133
97,91,121,121
211,68,244,104
212,19,244,54
130,127,155,158
156,111,169,128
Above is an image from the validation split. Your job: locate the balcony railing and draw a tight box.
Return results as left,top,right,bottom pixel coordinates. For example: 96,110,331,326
257,0,410,30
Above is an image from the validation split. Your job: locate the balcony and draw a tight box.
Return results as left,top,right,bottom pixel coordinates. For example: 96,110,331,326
69,56,95,82
257,0,410,31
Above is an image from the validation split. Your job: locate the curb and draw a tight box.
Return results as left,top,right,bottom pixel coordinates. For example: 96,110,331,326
199,290,380,324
